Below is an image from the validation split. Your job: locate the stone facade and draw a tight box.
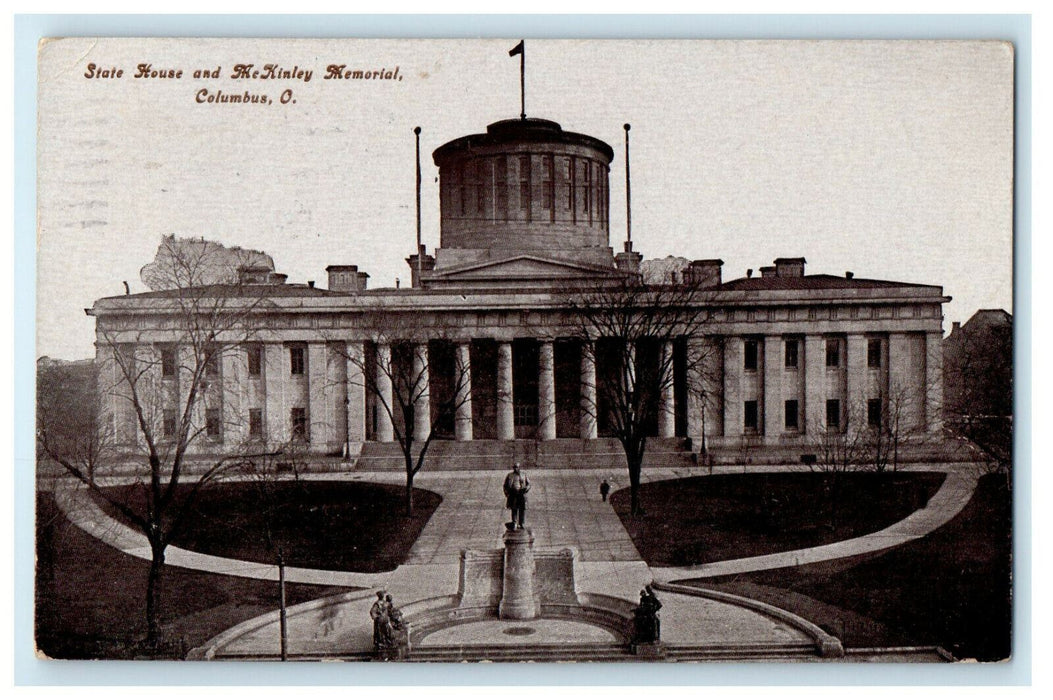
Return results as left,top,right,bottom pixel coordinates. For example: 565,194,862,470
87,117,950,463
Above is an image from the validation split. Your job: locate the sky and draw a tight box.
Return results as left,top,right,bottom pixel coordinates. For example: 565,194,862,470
36,38,1014,361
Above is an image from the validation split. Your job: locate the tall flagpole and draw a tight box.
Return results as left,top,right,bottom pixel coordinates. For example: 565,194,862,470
624,123,632,252
510,40,525,119
414,126,422,285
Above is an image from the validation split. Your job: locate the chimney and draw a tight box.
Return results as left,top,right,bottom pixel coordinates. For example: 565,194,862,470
746,268,753,278
685,259,723,287
326,265,370,292
307,280,315,289
773,257,806,278
615,248,643,275
952,321,961,333
406,244,436,288
238,265,273,285
759,265,776,278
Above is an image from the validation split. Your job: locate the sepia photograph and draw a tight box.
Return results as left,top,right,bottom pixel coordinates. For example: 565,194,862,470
33,36,1015,666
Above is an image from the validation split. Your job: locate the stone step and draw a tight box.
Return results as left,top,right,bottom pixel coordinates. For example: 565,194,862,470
356,437,696,472
665,642,818,661
203,642,819,663
408,641,818,662
408,642,631,662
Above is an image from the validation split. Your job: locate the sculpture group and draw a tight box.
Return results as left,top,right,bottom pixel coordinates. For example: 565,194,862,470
369,591,409,660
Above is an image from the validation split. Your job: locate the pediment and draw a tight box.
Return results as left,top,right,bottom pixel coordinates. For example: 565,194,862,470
432,255,616,281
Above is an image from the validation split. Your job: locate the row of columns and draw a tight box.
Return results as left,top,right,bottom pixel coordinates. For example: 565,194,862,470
371,338,680,443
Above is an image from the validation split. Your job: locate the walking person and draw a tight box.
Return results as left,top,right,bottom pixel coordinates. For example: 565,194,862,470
600,478,611,502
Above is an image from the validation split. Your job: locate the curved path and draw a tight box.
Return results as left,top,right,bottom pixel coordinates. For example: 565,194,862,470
650,467,978,582
53,463,977,590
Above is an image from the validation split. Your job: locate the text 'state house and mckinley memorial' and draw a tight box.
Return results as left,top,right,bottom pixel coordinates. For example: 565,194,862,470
87,111,949,468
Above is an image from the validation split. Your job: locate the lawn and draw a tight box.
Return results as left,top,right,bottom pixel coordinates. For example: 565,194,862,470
611,471,946,566
684,473,1012,661
94,479,442,572
35,493,355,660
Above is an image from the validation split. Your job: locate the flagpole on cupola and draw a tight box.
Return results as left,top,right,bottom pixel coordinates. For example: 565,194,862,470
510,40,525,119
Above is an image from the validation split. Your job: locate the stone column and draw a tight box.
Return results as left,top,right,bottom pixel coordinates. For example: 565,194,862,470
497,341,515,440
625,341,637,397
925,331,943,434
345,341,367,444
685,338,704,441
307,342,328,447
846,333,867,433
499,528,538,620
701,336,725,441
580,342,598,440
412,342,431,442
454,341,473,441
538,340,557,441
327,343,348,451
375,342,394,443
722,338,742,437
263,344,287,445
221,347,244,446
95,343,119,445
803,335,825,436
763,336,781,437
658,340,676,438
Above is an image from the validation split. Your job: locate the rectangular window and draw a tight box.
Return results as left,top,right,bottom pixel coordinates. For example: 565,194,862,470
784,400,799,431
249,408,263,439
160,346,177,377
163,408,177,438
868,398,883,428
581,161,591,214
290,346,305,375
247,345,262,376
291,407,308,442
826,399,841,430
475,160,486,212
743,339,759,371
825,338,841,368
204,350,220,377
784,339,799,369
495,156,508,220
206,408,222,439
542,155,554,213
744,400,759,432
867,338,882,369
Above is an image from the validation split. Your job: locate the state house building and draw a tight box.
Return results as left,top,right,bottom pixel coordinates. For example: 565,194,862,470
89,116,949,466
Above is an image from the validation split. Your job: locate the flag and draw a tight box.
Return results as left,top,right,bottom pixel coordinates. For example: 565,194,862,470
509,40,524,57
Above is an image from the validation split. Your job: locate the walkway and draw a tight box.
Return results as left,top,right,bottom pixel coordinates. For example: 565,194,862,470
651,466,978,582
53,463,976,658
53,464,977,589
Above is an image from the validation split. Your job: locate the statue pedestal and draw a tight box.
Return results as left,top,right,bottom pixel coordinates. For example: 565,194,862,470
631,642,665,658
498,527,538,620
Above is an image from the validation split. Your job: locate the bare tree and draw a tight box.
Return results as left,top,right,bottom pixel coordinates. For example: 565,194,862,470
943,313,1013,474
334,315,473,516
805,402,870,529
567,274,716,516
37,236,275,653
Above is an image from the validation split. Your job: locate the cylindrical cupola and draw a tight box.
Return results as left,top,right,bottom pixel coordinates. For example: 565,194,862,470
432,118,614,253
